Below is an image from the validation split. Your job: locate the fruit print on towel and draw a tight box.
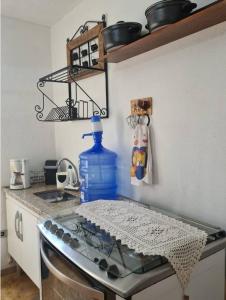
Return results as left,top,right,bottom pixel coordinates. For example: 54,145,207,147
131,146,148,179
130,123,152,185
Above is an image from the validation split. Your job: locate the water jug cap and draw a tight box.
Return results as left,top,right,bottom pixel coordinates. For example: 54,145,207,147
82,116,103,143
91,116,101,123
91,115,103,133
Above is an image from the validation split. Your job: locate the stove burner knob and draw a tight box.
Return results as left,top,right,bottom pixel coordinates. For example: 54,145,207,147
56,228,64,238
44,220,52,229
207,235,216,242
94,257,99,263
107,265,120,279
99,259,108,271
62,233,71,243
69,238,79,249
215,231,226,239
50,224,58,234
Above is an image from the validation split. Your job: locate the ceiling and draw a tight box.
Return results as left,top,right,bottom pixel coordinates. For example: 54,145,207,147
1,0,82,26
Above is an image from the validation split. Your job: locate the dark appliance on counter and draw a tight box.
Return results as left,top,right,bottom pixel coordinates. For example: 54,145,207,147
44,160,58,185
38,201,226,300
103,21,142,52
145,0,197,32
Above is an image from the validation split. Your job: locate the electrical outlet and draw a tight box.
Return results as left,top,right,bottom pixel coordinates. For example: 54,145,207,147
1,230,8,238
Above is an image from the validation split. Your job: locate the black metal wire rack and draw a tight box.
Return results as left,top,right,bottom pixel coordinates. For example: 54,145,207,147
35,64,109,122
39,65,104,84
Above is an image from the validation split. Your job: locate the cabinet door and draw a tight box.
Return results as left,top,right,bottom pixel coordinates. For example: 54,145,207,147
187,249,225,300
20,206,41,288
6,196,23,267
133,274,183,300
133,250,225,300
6,195,41,288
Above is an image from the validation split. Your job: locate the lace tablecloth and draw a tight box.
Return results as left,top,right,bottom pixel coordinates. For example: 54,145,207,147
75,200,207,290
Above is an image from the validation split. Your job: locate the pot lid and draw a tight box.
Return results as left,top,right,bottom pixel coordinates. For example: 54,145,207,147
103,21,142,32
145,0,194,15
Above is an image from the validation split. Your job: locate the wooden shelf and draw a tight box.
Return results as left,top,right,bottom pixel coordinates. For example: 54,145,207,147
104,0,226,63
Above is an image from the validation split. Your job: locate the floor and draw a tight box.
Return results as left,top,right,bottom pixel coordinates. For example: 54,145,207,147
1,271,226,300
1,272,39,300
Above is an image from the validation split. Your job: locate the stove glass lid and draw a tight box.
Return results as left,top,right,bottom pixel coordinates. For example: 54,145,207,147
54,212,167,278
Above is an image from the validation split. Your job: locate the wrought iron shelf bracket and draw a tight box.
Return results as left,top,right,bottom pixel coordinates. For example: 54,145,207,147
35,15,109,122
35,64,109,122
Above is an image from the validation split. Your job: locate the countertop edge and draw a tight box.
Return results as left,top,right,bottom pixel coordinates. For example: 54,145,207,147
3,185,80,218
4,187,43,216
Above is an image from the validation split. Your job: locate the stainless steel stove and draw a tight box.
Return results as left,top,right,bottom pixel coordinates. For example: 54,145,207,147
38,202,226,300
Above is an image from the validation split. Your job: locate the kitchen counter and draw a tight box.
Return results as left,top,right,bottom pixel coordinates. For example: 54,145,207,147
4,183,80,219
4,183,226,297
4,184,226,260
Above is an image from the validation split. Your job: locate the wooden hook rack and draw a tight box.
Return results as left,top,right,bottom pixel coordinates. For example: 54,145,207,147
130,97,152,116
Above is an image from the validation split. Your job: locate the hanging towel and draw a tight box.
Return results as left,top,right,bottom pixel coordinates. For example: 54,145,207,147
131,124,152,185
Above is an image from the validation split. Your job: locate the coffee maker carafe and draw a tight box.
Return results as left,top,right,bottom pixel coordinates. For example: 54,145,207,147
10,159,30,190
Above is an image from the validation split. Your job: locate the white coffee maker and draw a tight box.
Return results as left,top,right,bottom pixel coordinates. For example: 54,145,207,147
10,159,30,190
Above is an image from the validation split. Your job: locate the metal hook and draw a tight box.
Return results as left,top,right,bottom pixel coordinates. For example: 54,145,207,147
126,115,137,129
138,115,150,126
146,115,150,126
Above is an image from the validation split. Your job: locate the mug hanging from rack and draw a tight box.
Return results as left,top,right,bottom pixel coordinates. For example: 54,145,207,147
127,114,151,129
138,114,150,126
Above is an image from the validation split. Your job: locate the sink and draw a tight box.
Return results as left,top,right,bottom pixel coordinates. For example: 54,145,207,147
34,190,77,203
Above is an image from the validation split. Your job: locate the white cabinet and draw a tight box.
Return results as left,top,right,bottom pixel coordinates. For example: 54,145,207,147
6,195,41,288
6,195,23,267
187,249,225,300
20,205,41,288
133,249,225,300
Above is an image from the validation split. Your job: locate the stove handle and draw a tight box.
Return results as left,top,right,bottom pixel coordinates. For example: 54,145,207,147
40,239,104,300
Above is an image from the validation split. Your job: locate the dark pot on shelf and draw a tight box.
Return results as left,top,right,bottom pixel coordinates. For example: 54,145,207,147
103,21,142,52
145,0,197,32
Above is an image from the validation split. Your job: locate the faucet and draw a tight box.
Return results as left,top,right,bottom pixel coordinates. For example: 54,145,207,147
57,158,80,190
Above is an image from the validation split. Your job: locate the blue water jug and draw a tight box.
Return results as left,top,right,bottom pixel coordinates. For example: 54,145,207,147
79,116,117,203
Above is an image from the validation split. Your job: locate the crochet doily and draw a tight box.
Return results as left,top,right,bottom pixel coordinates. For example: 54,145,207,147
75,200,207,289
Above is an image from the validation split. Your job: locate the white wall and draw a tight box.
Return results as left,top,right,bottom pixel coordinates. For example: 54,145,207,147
51,0,226,230
1,16,56,269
